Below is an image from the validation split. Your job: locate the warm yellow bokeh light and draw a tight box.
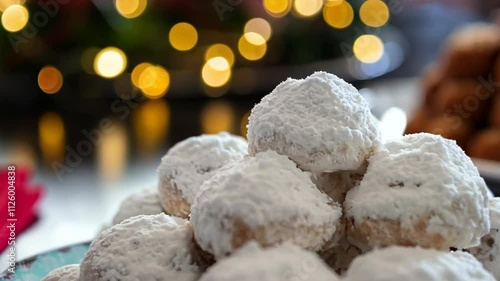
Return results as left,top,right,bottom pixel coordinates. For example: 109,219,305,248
323,0,354,29
240,110,251,138
205,44,235,66
39,112,65,165
98,122,128,181
238,33,267,61
169,22,198,51
294,0,322,17
38,66,63,94
1,4,28,32
326,0,343,4
94,47,127,79
244,18,272,41
139,65,170,98
201,101,234,134
115,0,147,19
133,99,170,155
0,0,23,12
131,62,152,88
207,56,230,71
263,0,291,17
360,0,390,27
244,32,266,46
202,57,231,88
353,34,384,63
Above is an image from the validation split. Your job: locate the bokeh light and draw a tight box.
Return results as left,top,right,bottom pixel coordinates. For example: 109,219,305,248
353,34,384,63
38,66,63,94
240,110,251,138
323,0,353,29
97,122,128,181
1,4,28,32
238,33,267,61
263,0,291,17
201,101,234,134
133,99,170,155
380,107,407,141
205,44,235,66
169,22,198,51
39,112,65,165
138,65,170,98
131,62,153,88
360,0,390,27
202,57,231,88
0,0,22,12
115,0,147,19
293,0,322,17
94,47,127,78
244,18,272,42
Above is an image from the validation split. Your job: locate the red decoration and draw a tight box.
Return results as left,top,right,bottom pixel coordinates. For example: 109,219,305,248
0,167,44,253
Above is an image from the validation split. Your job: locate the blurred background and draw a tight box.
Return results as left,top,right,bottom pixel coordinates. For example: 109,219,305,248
1,0,500,269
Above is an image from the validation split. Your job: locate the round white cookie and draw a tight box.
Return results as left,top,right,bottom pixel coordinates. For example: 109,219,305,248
199,242,340,281
345,133,490,250
247,71,380,174
42,264,79,281
345,246,496,281
158,132,247,218
191,150,343,259
112,189,164,225
80,214,199,281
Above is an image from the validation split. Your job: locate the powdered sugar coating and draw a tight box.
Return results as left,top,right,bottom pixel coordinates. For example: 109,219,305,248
469,198,500,279
112,189,163,225
158,132,247,204
345,133,490,248
199,242,340,281
80,214,199,281
345,246,496,281
247,71,380,174
42,264,79,281
489,198,500,229
191,150,343,258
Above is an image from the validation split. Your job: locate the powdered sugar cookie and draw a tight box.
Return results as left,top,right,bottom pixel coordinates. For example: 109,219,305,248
42,264,79,281
433,79,491,121
80,214,200,281
441,24,500,77
199,242,340,281
158,132,247,218
344,246,496,281
469,198,500,279
112,189,164,225
190,150,343,259
247,71,380,174
420,63,443,105
345,133,490,251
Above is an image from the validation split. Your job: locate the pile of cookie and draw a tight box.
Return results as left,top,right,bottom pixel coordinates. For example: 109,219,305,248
406,24,500,161
42,72,499,281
